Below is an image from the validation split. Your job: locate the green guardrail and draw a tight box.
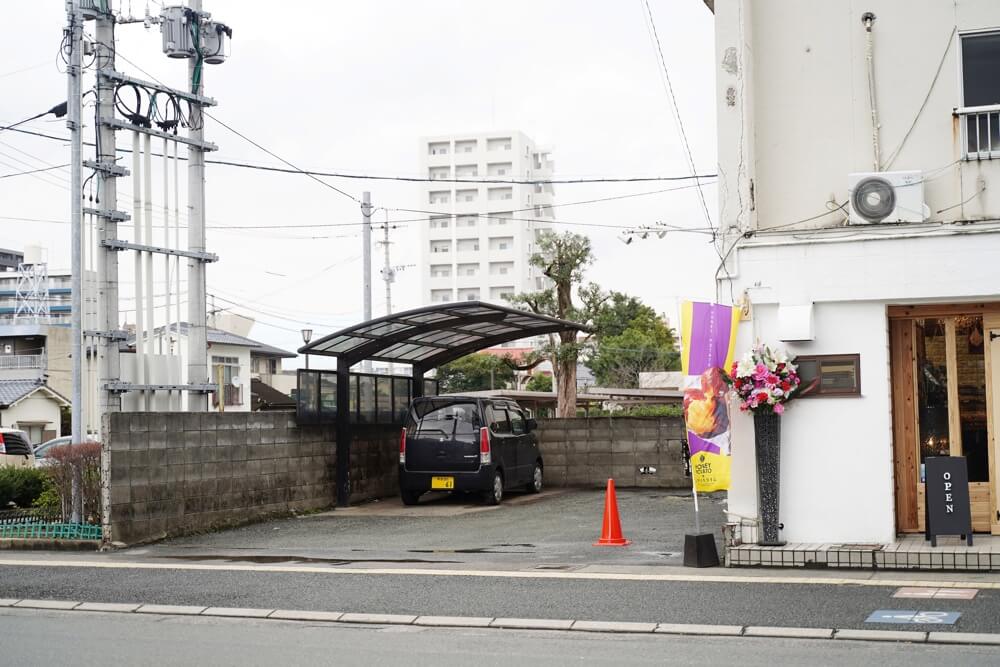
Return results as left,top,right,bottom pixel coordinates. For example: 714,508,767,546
0,523,102,540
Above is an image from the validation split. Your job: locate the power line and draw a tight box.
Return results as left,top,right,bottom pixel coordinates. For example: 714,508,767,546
205,157,717,185
1,119,721,188
0,163,70,179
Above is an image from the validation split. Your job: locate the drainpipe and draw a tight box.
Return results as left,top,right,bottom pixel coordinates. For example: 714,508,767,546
863,12,881,171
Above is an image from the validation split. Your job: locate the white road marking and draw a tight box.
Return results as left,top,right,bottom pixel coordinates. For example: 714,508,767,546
0,557,999,589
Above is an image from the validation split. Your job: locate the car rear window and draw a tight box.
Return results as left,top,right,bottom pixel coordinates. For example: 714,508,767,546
1,432,32,456
408,400,481,438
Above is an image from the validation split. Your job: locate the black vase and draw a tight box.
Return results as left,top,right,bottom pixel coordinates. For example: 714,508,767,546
754,411,785,546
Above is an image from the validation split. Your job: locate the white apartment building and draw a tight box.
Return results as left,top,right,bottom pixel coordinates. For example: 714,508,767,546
710,0,1000,545
419,131,555,306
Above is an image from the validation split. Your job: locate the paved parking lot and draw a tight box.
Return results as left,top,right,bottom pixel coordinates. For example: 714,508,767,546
128,489,726,569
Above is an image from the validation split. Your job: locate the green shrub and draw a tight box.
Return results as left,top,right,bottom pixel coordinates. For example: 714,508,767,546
0,467,49,508
575,404,684,418
32,475,62,516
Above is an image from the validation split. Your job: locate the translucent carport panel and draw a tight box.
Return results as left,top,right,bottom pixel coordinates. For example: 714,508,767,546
393,377,410,421
376,376,392,422
359,375,376,423
319,372,337,421
297,371,319,423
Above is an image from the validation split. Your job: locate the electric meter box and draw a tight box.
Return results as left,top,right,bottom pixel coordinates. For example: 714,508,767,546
201,22,231,64
160,6,196,59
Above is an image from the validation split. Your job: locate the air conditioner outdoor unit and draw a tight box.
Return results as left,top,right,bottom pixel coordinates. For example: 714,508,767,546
847,170,929,224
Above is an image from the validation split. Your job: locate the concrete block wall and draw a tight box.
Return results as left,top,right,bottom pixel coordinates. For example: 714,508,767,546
104,412,398,545
535,416,688,489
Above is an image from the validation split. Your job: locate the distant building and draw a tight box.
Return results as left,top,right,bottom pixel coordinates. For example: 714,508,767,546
0,379,69,444
124,323,295,413
418,131,555,307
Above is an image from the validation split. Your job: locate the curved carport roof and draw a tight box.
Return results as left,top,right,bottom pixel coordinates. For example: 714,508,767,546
297,301,588,509
298,301,588,371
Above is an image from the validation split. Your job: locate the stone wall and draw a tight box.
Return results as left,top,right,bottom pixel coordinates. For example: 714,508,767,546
104,412,399,545
535,416,688,489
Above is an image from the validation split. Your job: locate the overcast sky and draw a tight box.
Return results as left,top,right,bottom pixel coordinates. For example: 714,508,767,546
1,0,717,366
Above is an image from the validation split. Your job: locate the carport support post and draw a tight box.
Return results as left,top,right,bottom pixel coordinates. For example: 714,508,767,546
335,360,351,507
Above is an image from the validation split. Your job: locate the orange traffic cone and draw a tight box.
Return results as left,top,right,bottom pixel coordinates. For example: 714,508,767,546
594,478,630,546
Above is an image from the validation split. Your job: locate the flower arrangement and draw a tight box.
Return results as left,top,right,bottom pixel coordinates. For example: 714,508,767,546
727,344,801,415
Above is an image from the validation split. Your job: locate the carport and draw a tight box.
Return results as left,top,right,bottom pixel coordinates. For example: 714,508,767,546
297,301,587,507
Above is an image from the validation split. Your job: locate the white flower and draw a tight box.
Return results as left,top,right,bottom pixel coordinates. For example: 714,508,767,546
736,356,756,377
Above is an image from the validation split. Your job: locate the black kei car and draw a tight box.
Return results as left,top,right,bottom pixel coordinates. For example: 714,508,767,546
398,396,543,506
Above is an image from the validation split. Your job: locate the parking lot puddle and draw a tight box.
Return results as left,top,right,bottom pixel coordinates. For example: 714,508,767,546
162,555,460,565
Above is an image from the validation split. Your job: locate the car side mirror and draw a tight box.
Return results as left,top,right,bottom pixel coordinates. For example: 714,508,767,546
526,418,538,432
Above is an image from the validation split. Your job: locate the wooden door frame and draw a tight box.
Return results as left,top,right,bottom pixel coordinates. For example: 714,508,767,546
889,304,1000,535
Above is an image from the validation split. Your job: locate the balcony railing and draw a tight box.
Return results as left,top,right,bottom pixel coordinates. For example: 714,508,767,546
0,354,44,370
956,105,1000,160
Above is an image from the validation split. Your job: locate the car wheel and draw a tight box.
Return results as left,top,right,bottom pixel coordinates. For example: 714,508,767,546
484,471,504,505
526,463,542,493
400,489,421,506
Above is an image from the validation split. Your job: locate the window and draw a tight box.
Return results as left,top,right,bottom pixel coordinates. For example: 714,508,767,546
429,216,450,229
429,191,450,205
428,142,449,156
211,355,242,406
487,404,511,434
960,32,1000,157
508,406,526,435
793,354,861,397
430,264,451,278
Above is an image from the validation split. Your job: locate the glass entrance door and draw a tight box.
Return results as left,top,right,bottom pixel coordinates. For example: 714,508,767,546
890,309,997,534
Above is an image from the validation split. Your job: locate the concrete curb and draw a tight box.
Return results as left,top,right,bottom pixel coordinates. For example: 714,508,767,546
5,598,1000,646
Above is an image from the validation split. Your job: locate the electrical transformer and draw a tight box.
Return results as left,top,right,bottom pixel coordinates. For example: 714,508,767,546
160,6,196,59
201,21,232,64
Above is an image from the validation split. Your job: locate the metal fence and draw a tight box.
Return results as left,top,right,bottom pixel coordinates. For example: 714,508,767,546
0,507,59,525
0,354,45,370
957,105,1000,160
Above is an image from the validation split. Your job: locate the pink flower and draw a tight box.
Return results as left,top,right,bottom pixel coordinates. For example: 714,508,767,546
773,403,784,415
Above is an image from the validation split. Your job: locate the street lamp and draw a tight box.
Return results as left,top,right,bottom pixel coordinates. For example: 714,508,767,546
301,328,313,370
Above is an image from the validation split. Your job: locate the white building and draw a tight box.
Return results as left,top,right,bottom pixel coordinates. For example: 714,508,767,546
418,131,555,306
123,324,294,413
710,0,1000,544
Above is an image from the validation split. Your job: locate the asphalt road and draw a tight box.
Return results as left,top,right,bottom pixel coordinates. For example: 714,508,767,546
3,563,999,633
3,608,998,667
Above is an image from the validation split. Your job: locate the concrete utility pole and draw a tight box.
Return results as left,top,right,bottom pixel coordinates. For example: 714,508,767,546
187,0,209,411
94,1,121,543
361,192,372,371
66,0,84,524
380,223,393,316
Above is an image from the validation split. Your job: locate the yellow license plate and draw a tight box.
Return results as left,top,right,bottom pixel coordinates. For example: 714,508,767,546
431,476,455,490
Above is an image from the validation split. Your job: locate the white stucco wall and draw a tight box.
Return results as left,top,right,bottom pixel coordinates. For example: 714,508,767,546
728,300,896,544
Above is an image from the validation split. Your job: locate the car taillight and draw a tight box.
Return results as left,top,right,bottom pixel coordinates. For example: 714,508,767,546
479,427,491,465
0,433,5,454
399,427,406,465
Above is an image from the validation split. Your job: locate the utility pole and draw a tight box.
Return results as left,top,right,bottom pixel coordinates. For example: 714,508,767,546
361,192,372,372
187,0,209,411
379,223,393,315
66,0,84,524
93,1,122,544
